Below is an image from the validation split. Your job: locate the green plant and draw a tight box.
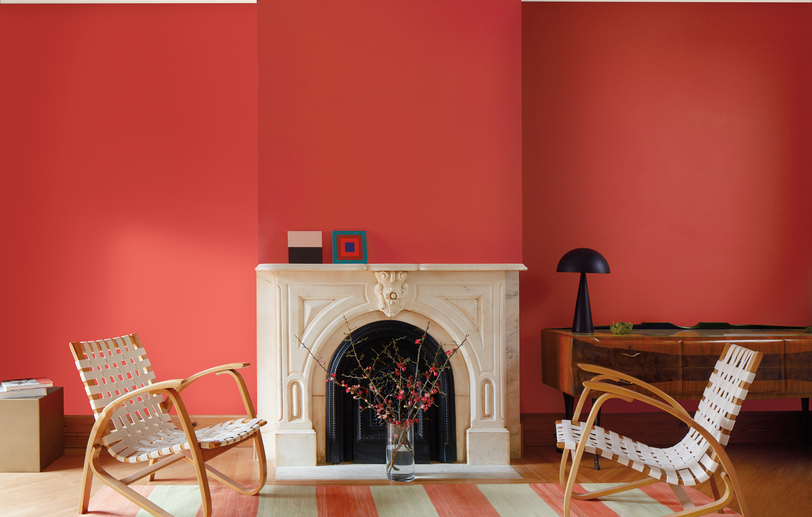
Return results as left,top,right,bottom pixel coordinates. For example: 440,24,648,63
610,321,633,335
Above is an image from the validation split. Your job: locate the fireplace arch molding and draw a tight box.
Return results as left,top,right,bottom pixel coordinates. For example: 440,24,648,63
326,320,456,464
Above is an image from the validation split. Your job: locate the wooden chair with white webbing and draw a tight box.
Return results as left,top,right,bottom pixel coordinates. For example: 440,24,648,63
556,342,762,517
69,333,267,517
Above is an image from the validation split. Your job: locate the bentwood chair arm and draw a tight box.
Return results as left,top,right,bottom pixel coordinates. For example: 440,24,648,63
164,363,257,418
179,363,250,388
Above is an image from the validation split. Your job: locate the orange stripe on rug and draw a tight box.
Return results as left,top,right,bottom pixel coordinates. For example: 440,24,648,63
529,483,622,517
423,484,500,517
638,483,742,516
316,485,379,517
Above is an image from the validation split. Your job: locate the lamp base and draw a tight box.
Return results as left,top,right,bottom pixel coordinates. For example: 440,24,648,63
572,272,594,333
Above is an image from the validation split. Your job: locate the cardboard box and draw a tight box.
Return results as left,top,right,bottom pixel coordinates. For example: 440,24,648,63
0,387,65,472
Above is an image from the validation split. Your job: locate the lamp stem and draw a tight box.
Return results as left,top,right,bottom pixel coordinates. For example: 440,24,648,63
572,272,594,333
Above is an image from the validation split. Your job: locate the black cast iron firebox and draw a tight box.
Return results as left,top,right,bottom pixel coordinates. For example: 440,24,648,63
325,320,456,464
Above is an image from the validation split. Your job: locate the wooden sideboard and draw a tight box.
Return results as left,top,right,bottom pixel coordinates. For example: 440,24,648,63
541,326,812,424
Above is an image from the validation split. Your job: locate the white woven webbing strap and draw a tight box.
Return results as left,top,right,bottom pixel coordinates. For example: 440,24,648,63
74,335,178,461
694,344,759,446
111,417,266,463
556,420,716,486
75,335,157,413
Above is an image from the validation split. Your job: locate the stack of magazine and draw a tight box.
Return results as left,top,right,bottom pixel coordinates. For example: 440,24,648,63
0,377,53,399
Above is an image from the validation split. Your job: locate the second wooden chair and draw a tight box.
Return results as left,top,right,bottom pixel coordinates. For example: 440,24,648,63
557,342,762,517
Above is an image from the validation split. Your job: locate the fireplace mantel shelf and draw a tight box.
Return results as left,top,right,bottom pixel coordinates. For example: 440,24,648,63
257,263,527,272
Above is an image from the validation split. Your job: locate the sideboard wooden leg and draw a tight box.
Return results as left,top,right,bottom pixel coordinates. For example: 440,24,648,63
802,398,809,445
593,399,601,470
563,393,574,421
556,394,576,453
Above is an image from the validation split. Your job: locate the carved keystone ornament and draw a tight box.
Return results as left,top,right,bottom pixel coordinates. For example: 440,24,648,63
374,271,409,317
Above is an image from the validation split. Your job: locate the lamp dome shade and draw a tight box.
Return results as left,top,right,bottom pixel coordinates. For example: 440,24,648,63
556,248,610,274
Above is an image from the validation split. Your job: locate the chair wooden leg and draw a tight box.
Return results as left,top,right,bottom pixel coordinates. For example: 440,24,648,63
558,448,571,489
708,474,724,514
77,444,98,514
562,443,588,517
183,433,268,497
190,457,212,517
176,429,212,516
253,432,268,492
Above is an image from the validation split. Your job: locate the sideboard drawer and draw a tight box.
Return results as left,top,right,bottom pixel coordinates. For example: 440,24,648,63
784,339,812,396
571,338,682,397
681,340,784,397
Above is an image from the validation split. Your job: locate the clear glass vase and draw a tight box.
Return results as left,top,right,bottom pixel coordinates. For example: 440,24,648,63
386,422,415,482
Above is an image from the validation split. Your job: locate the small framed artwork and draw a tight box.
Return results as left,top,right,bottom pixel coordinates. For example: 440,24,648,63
287,231,323,264
332,231,367,264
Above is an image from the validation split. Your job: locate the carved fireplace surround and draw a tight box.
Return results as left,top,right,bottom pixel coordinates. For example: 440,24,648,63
256,263,525,466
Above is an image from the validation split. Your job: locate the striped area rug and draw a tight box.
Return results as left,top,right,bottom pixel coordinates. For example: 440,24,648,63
80,483,742,517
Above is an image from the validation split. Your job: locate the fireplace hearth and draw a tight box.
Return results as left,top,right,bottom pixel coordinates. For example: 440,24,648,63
256,263,525,466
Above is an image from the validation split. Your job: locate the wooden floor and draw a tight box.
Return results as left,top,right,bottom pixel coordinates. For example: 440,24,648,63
1,444,810,516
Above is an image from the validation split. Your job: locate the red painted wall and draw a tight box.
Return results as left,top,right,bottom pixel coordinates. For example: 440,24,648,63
0,6,259,416
257,0,523,264
3,2,808,422
521,3,812,413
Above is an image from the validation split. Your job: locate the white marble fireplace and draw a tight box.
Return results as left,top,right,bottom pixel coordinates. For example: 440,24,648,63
256,263,525,466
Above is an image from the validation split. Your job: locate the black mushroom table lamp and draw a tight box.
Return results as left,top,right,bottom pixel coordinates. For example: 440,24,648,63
557,248,610,333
